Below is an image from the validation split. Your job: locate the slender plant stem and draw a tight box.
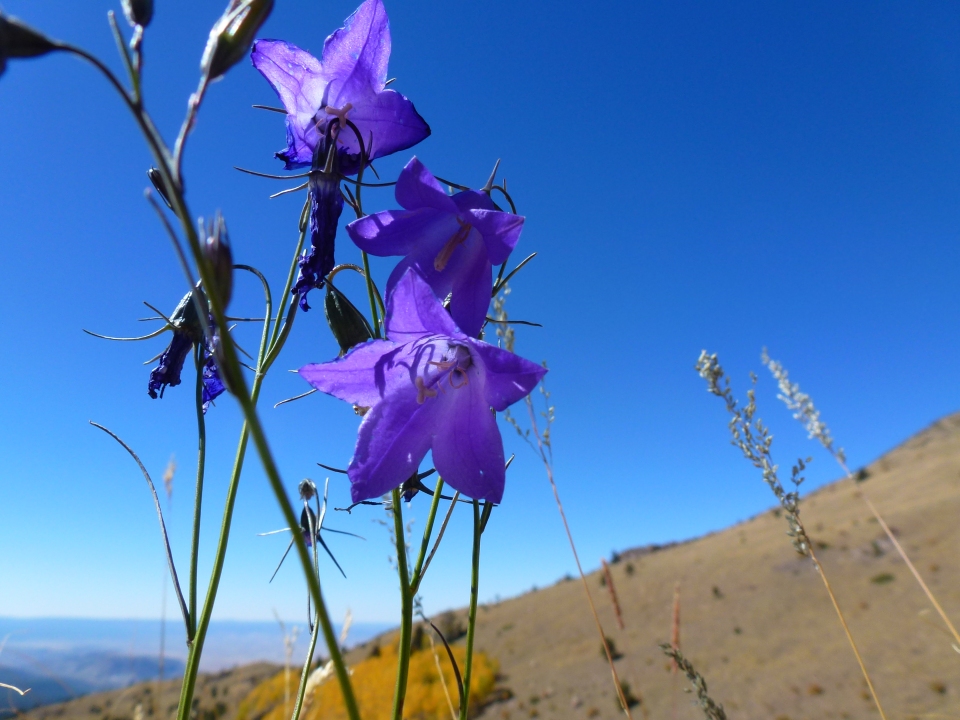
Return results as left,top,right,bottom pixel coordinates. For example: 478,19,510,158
187,346,207,640
64,40,360,720
458,499,483,720
291,502,323,720
361,250,381,338
806,546,887,720
410,477,445,593
526,402,635,718
391,488,413,720
833,457,960,648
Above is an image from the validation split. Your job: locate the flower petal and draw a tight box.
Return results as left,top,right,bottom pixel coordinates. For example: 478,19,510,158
445,234,491,337
431,372,506,503
469,341,547,411
300,339,407,407
395,157,457,213
347,207,444,258
251,40,328,168
464,209,525,265
348,385,437,501
337,90,430,163
385,268,461,342
321,0,390,106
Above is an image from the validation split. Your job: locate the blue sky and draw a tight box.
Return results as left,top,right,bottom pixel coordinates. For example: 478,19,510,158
1,0,958,628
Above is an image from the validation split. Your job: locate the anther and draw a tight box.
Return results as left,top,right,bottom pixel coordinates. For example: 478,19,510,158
433,217,473,271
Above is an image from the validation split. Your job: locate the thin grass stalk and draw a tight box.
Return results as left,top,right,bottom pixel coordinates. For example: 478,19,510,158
699,352,886,720
391,487,413,720
427,631,458,720
761,352,960,650
601,558,625,630
526,402,636,719
458,500,482,720
187,346,206,640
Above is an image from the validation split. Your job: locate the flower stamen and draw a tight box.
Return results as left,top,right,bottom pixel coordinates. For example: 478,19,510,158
415,376,438,404
433,217,473,271
324,102,354,139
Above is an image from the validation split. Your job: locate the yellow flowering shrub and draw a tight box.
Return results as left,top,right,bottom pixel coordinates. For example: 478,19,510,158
237,636,497,720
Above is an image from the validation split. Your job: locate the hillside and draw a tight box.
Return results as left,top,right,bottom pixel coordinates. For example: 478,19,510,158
16,663,278,720
451,412,960,719
19,412,960,720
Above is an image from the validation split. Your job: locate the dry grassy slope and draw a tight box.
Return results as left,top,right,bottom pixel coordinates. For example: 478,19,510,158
460,412,960,720
19,663,280,720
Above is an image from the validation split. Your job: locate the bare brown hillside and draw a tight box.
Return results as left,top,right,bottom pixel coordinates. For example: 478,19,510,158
453,412,960,720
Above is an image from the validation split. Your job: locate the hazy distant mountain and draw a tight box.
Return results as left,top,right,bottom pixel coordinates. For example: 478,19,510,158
0,617,388,715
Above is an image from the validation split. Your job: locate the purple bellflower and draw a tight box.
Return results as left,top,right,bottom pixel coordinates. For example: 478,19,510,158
347,157,524,337
251,0,430,309
299,269,546,504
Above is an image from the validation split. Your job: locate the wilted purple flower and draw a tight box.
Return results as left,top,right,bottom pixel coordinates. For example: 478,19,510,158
147,289,226,414
299,269,546,504
347,157,524,336
148,331,194,399
252,0,430,309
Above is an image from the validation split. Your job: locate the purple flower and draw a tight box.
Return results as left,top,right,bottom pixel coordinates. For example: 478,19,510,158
252,0,429,308
299,269,546,504
347,157,524,336
251,0,429,173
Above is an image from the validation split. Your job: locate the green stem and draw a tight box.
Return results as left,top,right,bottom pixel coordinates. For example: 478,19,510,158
64,41,360,720
390,488,413,720
291,503,323,720
187,345,207,640
361,250,381,338
459,500,483,720
268,199,309,353
410,477,445,594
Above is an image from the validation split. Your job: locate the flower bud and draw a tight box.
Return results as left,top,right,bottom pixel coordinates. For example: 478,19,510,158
0,14,57,78
202,213,233,311
200,0,273,82
120,0,153,28
147,167,174,209
324,280,373,356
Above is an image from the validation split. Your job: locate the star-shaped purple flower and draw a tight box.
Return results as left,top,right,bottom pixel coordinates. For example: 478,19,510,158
252,0,430,309
346,157,524,336
299,269,545,504
251,0,429,173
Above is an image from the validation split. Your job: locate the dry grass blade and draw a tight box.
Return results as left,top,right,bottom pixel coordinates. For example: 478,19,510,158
762,350,960,650
601,558,625,630
697,351,887,720
90,422,190,632
0,682,29,696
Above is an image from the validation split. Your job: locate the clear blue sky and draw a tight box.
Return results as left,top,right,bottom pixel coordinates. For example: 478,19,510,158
1,0,958,625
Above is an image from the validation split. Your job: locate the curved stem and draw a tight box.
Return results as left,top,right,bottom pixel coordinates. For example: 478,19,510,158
360,251,381,338
187,345,207,641
458,500,482,720
390,488,413,720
